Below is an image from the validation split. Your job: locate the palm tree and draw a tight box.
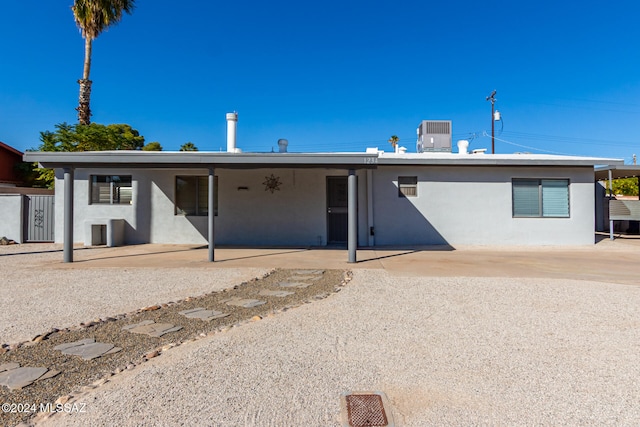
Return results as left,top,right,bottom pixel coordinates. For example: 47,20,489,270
72,0,135,125
179,142,199,151
388,135,399,151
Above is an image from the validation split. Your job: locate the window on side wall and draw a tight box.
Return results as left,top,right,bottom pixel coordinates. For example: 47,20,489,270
512,179,569,217
398,176,418,197
90,175,132,205
175,176,218,216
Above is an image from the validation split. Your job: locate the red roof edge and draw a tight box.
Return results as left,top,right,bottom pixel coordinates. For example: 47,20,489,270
0,141,24,157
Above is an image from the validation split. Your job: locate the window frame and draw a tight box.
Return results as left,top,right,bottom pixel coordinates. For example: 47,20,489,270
398,176,418,198
512,178,570,218
175,175,218,216
89,175,133,205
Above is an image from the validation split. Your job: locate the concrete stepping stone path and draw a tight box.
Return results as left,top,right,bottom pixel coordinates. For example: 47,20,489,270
54,338,122,361
178,307,230,321
222,297,266,308
277,281,314,289
289,275,322,281
0,363,60,390
123,320,183,337
258,289,295,297
293,269,324,275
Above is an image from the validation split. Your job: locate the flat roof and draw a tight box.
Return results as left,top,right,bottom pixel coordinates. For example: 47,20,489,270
23,151,379,169
23,150,624,169
377,152,624,167
595,165,640,180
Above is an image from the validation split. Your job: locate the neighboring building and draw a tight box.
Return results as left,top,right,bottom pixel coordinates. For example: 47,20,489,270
0,141,25,187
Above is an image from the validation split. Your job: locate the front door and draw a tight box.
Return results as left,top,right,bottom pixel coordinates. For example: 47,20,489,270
326,176,348,244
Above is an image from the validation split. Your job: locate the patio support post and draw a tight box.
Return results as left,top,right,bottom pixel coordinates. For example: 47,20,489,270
208,166,215,262
348,169,357,263
63,167,74,263
609,169,614,240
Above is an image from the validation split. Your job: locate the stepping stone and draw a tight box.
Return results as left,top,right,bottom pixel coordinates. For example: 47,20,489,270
277,281,314,289
0,362,21,373
179,307,230,321
123,320,183,337
259,289,295,297
54,338,122,360
222,298,266,308
294,269,324,275
0,364,58,390
289,275,322,281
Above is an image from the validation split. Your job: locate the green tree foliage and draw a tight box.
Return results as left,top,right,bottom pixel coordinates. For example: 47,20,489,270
142,141,163,151
38,122,144,152
179,142,198,151
605,178,639,196
34,122,145,187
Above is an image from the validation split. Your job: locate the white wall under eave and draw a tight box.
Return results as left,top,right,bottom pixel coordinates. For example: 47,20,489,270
371,166,595,246
0,194,23,243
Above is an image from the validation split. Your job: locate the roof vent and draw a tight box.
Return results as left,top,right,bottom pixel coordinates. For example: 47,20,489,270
277,139,288,153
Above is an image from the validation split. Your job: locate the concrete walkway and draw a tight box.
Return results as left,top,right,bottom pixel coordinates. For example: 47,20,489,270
42,238,640,285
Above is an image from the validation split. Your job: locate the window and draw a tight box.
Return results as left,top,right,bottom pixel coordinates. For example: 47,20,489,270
90,175,132,204
398,176,418,197
175,176,218,216
512,179,569,217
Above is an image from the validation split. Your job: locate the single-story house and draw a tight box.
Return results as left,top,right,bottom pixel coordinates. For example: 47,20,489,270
24,148,622,263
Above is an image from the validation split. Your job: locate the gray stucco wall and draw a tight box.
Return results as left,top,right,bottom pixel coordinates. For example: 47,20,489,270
55,168,369,247
371,166,595,246
54,165,595,247
0,194,23,243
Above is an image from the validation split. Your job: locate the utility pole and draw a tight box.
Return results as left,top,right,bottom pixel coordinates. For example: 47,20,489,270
486,90,497,154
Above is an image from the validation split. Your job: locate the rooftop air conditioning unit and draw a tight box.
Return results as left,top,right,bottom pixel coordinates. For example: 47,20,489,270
416,120,452,153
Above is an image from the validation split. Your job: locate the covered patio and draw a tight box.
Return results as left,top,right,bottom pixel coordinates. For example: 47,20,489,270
23,151,378,263
595,165,640,240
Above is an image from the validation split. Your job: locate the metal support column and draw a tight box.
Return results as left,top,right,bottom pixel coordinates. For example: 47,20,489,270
63,167,74,263
208,166,215,262
348,169,357,263
609,169,614,240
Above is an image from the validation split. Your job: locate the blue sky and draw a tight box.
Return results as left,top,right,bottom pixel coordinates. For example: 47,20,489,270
2,1,639,161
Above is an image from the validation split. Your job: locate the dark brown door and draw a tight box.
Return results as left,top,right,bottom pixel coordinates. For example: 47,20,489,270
327,176,348,244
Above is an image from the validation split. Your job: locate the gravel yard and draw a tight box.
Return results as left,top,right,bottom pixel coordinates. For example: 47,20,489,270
2,243,640,426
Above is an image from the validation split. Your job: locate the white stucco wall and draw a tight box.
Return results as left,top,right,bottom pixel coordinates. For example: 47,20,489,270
0,194,23,243
371,166,595,246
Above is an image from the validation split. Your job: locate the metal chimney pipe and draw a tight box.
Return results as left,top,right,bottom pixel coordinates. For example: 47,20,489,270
226,112,238,153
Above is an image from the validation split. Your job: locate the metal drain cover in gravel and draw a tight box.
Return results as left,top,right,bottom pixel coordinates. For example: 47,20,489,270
340,392,394,427
179,307,230,321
